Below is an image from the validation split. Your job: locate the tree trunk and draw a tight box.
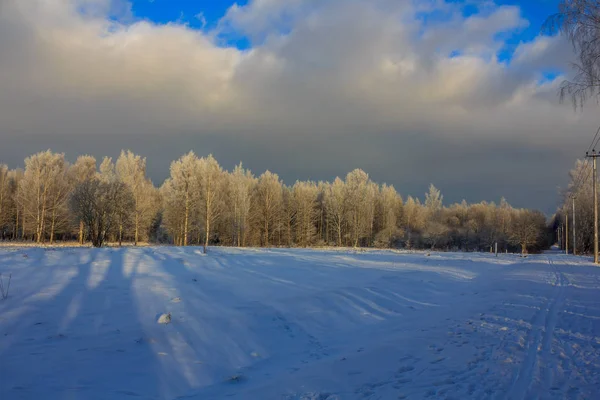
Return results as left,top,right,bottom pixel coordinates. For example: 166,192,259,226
134,214,139,246
119,223,123,247
49,210,56,245
79,220,84,245
265,217,269,247
184,191,189,246
13,208,19,240
204,213,210,254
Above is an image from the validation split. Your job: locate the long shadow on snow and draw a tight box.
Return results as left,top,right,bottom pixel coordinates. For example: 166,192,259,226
0,247,161,400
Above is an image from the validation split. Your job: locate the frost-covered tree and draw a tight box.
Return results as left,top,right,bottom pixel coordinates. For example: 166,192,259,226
292,181,319,247
18,151,69,243
0,165,11,237
227,163,255,247
325,177,346,246
253,171,283,247
344,169,375,247
162,152,200,246
510,209,547,255
546,0,600,108
403,196,425,249
374,184,403,248
197,155,225,253
116,150,159,245
70,155,97,244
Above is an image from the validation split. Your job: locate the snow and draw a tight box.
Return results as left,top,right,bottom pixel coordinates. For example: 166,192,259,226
0,247,599,399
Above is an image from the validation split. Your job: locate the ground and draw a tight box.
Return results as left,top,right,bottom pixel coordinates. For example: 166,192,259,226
0,247,599,399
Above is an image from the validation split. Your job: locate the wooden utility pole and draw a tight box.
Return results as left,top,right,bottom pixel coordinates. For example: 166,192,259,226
572,196,576,255
565,211,569,255
586,150,599,264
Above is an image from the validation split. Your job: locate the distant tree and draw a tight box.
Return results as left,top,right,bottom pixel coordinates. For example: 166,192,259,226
292,181,319,247
18,151,68,243
374,184,402,248
116,150,158,245
0,165,11,237
510,209,547,255
253,171,283,247
162,152,200,246
228,163,255,247
197,155,226,253
423,184,446,249
545,0,600,108
70,155,97,244
325,177,346,246
403,196,425,249
70,179,130,248
344,169,375,247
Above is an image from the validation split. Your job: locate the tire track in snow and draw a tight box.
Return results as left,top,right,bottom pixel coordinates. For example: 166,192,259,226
539,259,567,395
505,256,564,400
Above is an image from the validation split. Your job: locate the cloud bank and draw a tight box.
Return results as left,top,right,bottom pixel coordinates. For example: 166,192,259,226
0,0,594,212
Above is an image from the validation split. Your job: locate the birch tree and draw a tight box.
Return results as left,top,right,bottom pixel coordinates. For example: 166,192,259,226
19,151,68,243
325,178,346,246
344,169,375,247
70,155,97,244
228,163,255,247
0,165,11,237
163,152,200,246
116,150,158,245
292,181,319,247
375,184,402,248
197,155,225,253
253,171,283,247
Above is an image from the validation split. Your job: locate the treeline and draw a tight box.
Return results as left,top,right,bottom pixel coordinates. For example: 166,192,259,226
555,160,595,254
0,150,550,252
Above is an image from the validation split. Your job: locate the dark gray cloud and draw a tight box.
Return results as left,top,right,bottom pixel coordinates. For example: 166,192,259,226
0,0,595,214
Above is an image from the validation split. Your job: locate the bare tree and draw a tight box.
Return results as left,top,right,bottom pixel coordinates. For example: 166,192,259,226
70,179,130,248
545,0,600,108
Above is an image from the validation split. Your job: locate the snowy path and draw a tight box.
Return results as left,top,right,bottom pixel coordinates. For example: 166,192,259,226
0,248,599,399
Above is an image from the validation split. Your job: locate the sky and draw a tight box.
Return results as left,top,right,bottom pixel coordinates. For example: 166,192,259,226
0,0,595,214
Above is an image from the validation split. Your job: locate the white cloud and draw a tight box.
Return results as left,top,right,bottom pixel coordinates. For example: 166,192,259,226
0,0,593,210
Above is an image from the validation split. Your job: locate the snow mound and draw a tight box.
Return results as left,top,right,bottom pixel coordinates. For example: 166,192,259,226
157,312,171,324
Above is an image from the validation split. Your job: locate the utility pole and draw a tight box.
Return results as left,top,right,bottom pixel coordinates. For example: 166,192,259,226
586,150,599,264
572,196,576,255
565,211,569,255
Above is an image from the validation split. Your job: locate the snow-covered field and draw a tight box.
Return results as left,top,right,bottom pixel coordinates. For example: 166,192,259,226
1,248,599,400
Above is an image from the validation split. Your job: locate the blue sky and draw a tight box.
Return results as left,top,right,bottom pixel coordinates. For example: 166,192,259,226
129,0,561,53
130,0,247,30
